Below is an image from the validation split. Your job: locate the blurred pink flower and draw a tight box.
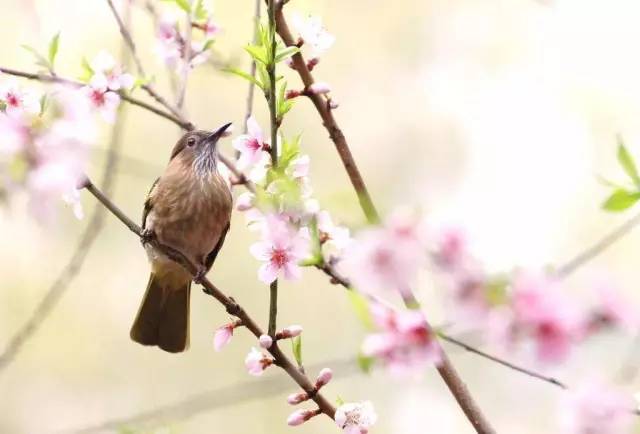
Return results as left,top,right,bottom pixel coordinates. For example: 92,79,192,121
245,347,273,376
561,381,634,434
291,13,335,58
432,227,468,271
213,323,234,351
362,304,441,374
341,211,425,295
334,401,377,434
308,82,331,95
249,214,310,284
512,272,583,363
89,51,134,91
233,116,267,170
82,76,121,123
202,19,221,38
317,210,352,253
0,113,30,156
0,80,40,118
590,284,639,334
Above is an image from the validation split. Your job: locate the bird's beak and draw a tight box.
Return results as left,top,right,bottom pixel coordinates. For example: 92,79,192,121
206,122,233,144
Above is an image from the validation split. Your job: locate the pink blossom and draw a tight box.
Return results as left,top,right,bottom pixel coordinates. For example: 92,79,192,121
258,334,273,349
0,80,41,118
317,210,352,253
341,211,425,295
249,214,310,284
89,51,134,91
244,347,273,376
512,272,583,363
334,401,377,434
213,323,235,351
291,13,335,58
590,284,639,334
202,19,221,38
315,367,333,388
362,304,441,374
561,381,634,434
82,76,120,123
0,113,30,156
287,409,319,426
432,227,468,271
233,116,268,170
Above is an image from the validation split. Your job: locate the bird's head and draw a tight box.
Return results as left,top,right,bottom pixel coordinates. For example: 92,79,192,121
170,122,232,176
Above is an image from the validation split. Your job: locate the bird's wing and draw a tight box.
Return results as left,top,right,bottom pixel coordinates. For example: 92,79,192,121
205,222,230,270
142,178,160,229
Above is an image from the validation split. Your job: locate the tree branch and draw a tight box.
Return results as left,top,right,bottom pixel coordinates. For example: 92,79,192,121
273,4,379,224
81,177,337,420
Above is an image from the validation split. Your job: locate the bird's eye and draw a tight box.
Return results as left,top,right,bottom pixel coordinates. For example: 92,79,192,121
187,137,197,147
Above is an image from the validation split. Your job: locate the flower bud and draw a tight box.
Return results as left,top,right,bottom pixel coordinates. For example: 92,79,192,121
279,325,303,339
307,57,320,71
259,334,273,349
287,391,309,405
307,82,331,95
287,409,319,426
236,192,254,212
315,367,333,388
328,99,339,109
213,321,240,351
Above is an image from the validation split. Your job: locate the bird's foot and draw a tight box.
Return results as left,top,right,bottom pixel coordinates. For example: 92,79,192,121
140,228,156,245
193,266,207,285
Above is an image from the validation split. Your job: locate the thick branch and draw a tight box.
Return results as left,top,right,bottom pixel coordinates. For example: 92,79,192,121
81,178,336,420
273,5,379,224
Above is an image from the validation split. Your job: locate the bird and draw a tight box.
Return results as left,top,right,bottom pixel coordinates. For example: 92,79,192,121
130,123,233,353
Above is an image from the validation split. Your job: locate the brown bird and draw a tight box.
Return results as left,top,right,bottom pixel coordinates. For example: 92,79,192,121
130,123,233,353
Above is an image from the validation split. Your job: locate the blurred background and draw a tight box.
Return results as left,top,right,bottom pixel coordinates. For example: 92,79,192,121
2,0,640,432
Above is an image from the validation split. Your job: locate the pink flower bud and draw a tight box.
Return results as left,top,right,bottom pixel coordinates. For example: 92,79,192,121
259,334,273,349
315,368,333,388
287,409,318,426
236,192,254,212
213,324,234,351
307,82,331,95
287,391,309,405
285,57,295,69
280,325,303,339
307,57,320,71
328,99,339,109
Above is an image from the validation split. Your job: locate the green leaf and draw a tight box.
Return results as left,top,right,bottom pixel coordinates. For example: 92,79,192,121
20,45,50,71
357,352,375,374
336,396,345,406
39,94,48,116
201,38,215,52
244,45,268,65
596,174,625,190
79,56,94,82
193,0,208,20
485,275,509,306
48,32,60,69
617,137,640,188
602,189,640,212
347,290,374,330
274,46,299,63
291,336,303,367
224,67,263,90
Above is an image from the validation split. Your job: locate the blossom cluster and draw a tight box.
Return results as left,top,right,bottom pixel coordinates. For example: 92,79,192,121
0,52,135,221
155,1,220,72
233,116,352,285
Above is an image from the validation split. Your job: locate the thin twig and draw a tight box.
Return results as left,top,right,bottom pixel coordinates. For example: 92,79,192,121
81,178,337,420
556,209,640,278
105,0,185,120
0,67,193,130
266,0,280,337
176,11,192,111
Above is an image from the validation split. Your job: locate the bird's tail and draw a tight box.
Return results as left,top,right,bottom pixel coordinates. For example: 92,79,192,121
130,274,191,353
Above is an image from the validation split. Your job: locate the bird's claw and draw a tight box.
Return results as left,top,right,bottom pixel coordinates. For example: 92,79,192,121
140,228,156,245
